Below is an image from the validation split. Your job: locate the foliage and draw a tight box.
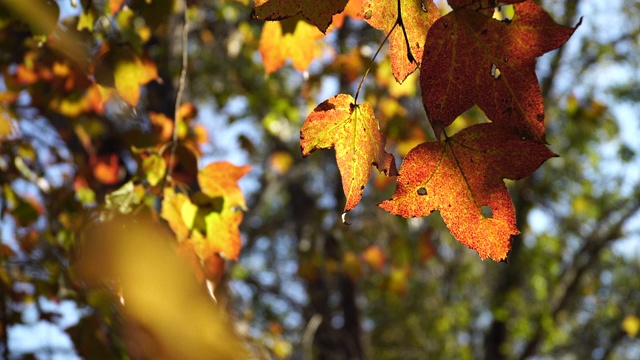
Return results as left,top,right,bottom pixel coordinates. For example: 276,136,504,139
1,0,640,359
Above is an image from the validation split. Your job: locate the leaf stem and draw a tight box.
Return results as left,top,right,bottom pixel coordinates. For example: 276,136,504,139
354,21,397,104
166,5,190,185
397,0,416,64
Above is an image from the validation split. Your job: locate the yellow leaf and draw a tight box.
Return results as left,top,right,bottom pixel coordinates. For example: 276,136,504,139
301,94,397,212
622,315,640,337
259,18,324,74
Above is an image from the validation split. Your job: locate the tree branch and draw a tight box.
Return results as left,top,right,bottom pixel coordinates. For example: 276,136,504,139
167,5,190,184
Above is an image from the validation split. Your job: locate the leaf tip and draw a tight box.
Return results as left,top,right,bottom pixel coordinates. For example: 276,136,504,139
341,212,351,225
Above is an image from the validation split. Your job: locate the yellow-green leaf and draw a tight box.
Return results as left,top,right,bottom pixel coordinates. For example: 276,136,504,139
142,154,166,186
300,94,397,212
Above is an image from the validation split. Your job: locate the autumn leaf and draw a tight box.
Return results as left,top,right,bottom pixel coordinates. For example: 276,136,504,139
141,153,166,187
161,188,196,243
379,123,555,261
198,161,251,212
301,94,397,213
362,245,386,271
0,106,16,139
93,45,158,106
332,0,364,29
259,17,324,74
364,0,440,83
195,161,251,260
252,0,349,33
420,0,580,142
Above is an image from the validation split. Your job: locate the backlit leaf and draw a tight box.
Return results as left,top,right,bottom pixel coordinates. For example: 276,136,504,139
622,315,640,338
94,46,158,106
332,0,364,29
379,123,555,261
301,94,397,212
252,0,349,33
364,0,440,83
259,18,324,74
105,181,144,214
198,161,251,212
142,154,167,187
420,0,580,142
194,161,251,260
161,188,194,242
0,106,16,139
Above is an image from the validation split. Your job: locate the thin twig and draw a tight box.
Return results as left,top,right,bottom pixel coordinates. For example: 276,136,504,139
302,314,323,360
166,5,190,184
354,21,397,104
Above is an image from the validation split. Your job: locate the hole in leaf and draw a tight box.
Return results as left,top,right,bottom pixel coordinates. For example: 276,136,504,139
364,9,372,20
443,22,448,27
421,1,427,12
481,205,493,218
417,187,427,196
493,5,515,22
490,64,501,80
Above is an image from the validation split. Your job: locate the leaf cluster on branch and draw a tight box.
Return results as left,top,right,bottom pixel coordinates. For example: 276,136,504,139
253,0,580,261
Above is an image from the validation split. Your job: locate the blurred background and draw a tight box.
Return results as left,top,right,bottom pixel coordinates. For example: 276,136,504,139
0,0,639,359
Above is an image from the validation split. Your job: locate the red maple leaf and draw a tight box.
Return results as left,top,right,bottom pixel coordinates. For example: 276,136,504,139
301,94,397,213
252,0,349,33
379,123,555,261
364,0,440,83
420,0,580,142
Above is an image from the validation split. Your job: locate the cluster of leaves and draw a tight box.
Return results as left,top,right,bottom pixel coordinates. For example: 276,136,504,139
254,0,580,261
0,0,251,274
0,0,255,356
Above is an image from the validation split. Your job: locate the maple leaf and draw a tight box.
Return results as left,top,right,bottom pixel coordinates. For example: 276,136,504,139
364,0,440,83
301,94,397,213
421,0,580,142
93,45,158,106
161,162,250,261
198,161,251,212
161,188,195,242
252,0,349,33
332,0,364,29
379,123,555,261
259,17,324,74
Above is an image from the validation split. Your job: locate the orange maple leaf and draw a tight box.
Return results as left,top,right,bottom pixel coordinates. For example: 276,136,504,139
364,0,440,83
161,162,250,261
332,0,364,29
259,18,324,74
196,161,251,260
379,123,555,261
198,161,251,212
252,0,349,33
420,0,580,142
301,94,397,213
